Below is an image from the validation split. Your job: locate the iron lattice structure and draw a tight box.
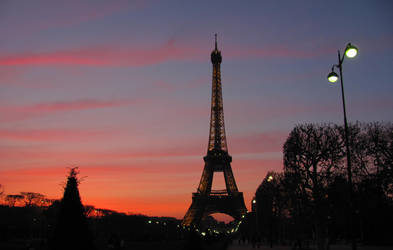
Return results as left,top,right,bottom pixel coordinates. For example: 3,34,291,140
182,36,247,227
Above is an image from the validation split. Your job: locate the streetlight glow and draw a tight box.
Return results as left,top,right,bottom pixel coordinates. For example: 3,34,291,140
345,43,358,58
252,199,256,204
327,71,339,83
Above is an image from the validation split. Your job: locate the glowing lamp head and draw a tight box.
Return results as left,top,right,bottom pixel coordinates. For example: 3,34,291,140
327,71,339,83
267,175,273,182
252,199,256,204
345,43,358,58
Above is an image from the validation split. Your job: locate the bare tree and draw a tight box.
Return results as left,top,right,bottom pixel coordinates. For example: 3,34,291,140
42,198,57,207
0,184,4,203
365,122,393,197
20,192,45,207
5,194,24,207
84,205,96,217
284,124,344,250
94,208,115,217
282,122,393,247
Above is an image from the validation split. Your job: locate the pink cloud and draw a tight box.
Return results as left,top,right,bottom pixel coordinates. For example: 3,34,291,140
0,128,109,142
0,39,337,68
0,166,139,179
0,40,204,67
0,99,136,121
3,37,391,70
0,145,203,163
0,167,65,178
0,131,286,166
0,162,202,184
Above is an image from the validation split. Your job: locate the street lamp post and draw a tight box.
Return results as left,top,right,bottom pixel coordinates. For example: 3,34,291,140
327,43,358,250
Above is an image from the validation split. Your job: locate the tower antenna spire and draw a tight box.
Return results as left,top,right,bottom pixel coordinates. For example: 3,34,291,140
215,33,217,50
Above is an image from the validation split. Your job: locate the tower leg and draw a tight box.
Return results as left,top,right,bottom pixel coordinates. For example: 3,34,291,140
223,165,239,194
197,163,213,194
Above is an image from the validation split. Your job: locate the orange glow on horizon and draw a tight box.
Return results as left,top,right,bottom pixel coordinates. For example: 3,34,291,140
0,155,282,219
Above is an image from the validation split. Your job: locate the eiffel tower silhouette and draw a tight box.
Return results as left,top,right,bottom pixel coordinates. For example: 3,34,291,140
182,35,247,226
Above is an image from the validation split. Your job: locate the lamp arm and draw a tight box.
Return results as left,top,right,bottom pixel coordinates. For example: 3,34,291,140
338,50,345,66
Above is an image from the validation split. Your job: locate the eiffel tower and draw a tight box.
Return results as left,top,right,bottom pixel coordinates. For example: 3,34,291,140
182,35,247,227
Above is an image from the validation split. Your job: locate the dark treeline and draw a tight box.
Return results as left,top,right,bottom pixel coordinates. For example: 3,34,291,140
0,204,226,250
0,169,226,250
0,203,197,250
251,122,393,250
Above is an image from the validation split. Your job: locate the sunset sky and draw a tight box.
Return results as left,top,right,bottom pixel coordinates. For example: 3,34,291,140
1,1,392,219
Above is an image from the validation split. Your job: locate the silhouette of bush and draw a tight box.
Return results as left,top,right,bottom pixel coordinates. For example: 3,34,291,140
51,168,95,250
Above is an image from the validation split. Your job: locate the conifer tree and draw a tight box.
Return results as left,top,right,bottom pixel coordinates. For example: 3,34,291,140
52,168,95,250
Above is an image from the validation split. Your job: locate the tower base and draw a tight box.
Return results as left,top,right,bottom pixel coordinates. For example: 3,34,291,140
182,192,247,227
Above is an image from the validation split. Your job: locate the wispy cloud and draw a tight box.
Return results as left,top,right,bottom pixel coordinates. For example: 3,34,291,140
0,128,109,142
0,38,337,68
0,99,136,121
0,40,204,67
0,144,203,162
0,130,286,162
